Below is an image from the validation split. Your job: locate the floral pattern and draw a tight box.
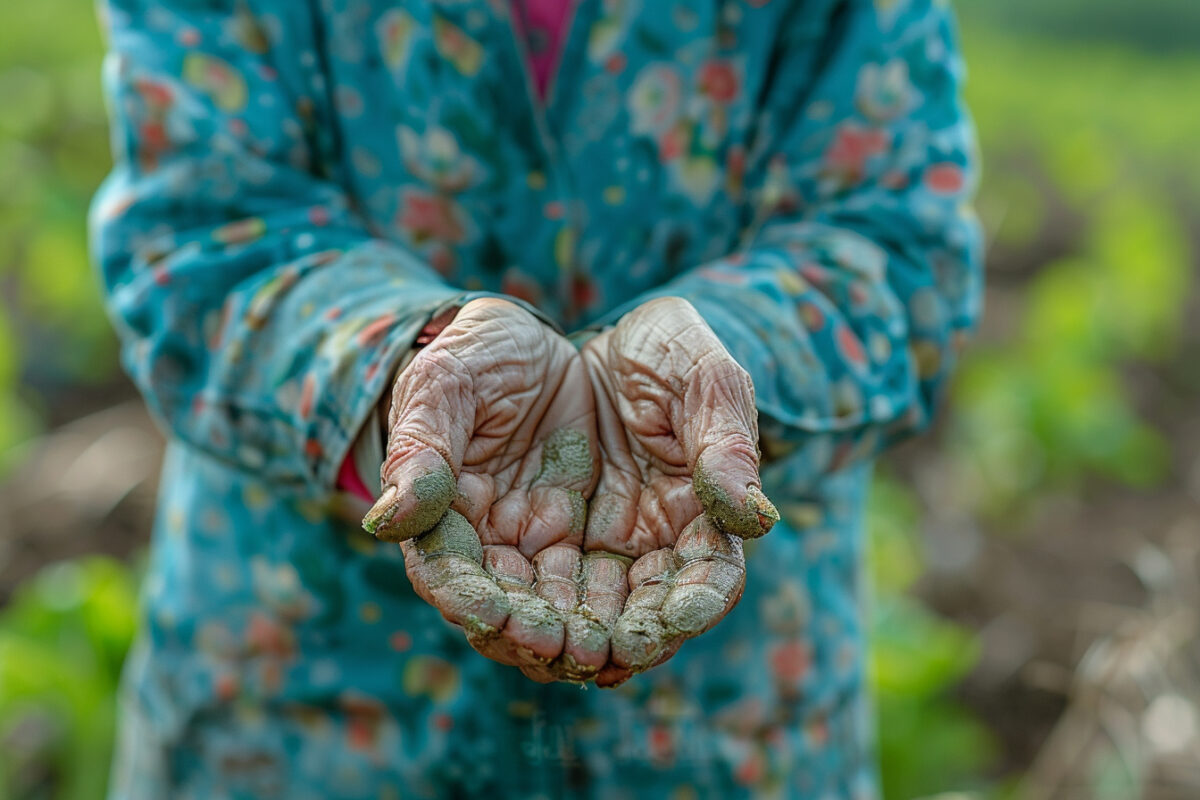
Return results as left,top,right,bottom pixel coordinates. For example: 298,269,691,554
92,0,981,797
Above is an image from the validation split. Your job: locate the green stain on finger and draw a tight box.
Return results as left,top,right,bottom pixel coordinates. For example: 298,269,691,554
405,462,458,536
414,510,483,564
692,459,779,539
368,459,458,541
612,607,672,672
507,591,563,637
661,584,726,635
556,649,600,683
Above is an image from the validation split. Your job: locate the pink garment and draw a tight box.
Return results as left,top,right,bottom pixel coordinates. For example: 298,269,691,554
338,455,374,504
510,0,572,98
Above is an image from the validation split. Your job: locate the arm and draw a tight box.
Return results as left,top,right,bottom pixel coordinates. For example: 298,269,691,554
593,0,983,483
90,0,491,494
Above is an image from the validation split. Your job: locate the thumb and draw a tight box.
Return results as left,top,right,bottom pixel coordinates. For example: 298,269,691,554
364,347,472,542
679,353,779,540
613,297,779,538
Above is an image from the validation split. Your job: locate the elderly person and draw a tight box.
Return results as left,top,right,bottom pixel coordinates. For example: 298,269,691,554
92,0,980,796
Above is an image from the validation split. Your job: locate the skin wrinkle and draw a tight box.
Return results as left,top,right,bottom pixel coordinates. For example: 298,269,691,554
472,347,588,500
453,472,496,529
371,299,599,673
496,489,579,555
602,358,688,469
475,545,565,669
474,392,539,437
463,438,527,500
376,296,777,684
461,308,536,370
384,349,475,474
578,299,772,677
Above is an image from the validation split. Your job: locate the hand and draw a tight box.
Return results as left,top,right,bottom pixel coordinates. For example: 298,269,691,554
364,298,628,682
579,297,779,686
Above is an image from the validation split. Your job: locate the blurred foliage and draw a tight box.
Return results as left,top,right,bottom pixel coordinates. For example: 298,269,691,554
0,559,138,800
0,1,116,467
950,186,1186,512
867,476,997,799
960,0,1200,54
950,26,1197,517
861,8,1199,800
1,0,1198,799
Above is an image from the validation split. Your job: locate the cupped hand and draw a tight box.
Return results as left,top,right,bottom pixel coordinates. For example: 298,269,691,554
579,297,779,686
363,298,629,682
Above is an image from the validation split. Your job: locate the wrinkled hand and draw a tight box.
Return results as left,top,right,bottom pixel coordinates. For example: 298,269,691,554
362,296,778,686
364,298,631,682
580,297,779,686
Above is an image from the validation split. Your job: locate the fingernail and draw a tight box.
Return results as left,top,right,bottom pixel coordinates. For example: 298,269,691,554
362,484,399,535
746,486,780,533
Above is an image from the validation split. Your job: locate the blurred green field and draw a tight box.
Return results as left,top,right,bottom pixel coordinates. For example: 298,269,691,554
3,2,1199,799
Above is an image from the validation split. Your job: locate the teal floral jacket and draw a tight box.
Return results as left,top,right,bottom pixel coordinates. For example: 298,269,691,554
92,0,981,797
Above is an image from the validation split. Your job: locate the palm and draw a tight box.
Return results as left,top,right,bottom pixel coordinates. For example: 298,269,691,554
365,298,628,682
364,297,778,686
580,298,779,685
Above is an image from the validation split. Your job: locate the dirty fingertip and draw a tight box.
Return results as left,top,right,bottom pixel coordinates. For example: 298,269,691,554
692,459,778,539
660,581,730,636
502,591,566,663
371,454,457,542
595,663,634,689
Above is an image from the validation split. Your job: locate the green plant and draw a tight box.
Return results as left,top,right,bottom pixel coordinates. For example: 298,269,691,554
2,3,1199,799
0,558,139,800
0,0,116,466
867,474,998,799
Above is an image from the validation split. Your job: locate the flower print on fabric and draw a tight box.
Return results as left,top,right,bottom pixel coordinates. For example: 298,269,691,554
91,0,981,797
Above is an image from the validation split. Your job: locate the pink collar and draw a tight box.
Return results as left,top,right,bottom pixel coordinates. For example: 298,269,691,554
511,0,572,100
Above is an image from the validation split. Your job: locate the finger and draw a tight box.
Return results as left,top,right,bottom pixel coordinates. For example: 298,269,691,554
483,544,536,588
367,446,459,542
624,518,747,675
559,551,631,680
531,544,596,683
609,549,677,672
366,330,481,541
594,663,634,689
501,591,565,666
465,546,534,667
692,455,779,540
532,544,582,613
660,515,746,637
482,546,566,665
401,511,511,641
682,357,779,539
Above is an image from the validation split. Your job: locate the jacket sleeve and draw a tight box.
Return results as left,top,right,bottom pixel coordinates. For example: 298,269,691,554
592,0,983,484
90,1,494,494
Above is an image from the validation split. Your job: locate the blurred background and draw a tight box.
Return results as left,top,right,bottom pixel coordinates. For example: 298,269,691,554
2,1,1199,798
